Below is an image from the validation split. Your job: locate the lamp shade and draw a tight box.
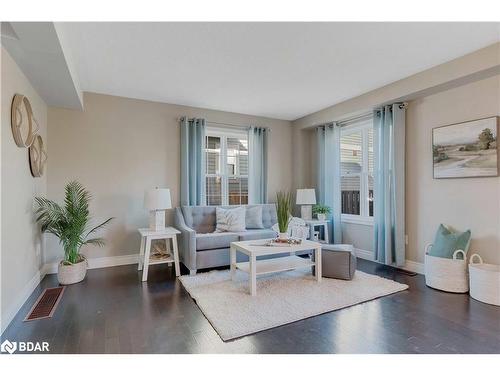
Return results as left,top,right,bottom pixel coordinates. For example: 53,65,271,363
296,189,316,205
144,188,172,210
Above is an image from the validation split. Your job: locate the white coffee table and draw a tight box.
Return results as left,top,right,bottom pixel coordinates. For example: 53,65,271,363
230,239,322,296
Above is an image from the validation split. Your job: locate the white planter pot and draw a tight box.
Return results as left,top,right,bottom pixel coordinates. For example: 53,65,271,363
278,232,289,240
58,258,87,285
317,214,326,221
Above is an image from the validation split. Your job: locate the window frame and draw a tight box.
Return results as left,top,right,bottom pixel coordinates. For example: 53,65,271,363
205,127,249,206
340,118,374,226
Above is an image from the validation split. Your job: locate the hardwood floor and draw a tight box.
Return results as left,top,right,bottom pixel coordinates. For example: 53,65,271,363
2,259,499,354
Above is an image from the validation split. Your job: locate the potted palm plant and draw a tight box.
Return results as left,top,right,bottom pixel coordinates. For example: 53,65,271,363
276,191,292,239
35,181,113,285
312,204,331,221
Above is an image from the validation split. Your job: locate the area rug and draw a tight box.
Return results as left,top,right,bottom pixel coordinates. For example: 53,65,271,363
179,269,408,341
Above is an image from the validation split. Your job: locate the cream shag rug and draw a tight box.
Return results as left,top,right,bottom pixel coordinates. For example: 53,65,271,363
180,268,408,341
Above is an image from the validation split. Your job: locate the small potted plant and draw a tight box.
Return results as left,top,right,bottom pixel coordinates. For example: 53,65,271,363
312,204,331,221
35,181,113,285
276,191,292,239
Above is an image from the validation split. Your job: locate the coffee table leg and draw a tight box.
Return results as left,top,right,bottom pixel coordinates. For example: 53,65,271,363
230,246,236,281
249,255,257,296
315,246,322,282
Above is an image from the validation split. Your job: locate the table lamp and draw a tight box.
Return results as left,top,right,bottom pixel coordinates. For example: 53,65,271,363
296,189,316,220
144,188,171,231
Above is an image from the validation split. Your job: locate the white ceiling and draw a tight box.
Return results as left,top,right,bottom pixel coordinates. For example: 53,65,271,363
17,23,500,120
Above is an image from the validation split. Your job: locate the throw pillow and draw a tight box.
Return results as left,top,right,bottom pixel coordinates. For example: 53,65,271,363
215,206,246,232
246,206,264,229
428,224,471,259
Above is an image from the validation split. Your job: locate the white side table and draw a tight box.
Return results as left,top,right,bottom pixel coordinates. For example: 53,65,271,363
304,219,330,244
138,227,181,281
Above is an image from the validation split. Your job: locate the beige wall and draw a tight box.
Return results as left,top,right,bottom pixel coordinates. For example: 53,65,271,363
406,75,500,264
47,92,293,262
292,75,500,265
1,48,48,332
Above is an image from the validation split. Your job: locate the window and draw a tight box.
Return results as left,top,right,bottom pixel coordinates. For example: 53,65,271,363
205,129,248,206
340,118,373,224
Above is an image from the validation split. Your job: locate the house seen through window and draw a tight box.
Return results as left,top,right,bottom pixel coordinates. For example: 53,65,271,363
205,128,249,205
340,118,374,222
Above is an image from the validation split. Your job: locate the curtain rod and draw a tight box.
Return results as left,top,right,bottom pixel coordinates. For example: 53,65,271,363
179,117,270,131
315,112,372,129
315,102,408,129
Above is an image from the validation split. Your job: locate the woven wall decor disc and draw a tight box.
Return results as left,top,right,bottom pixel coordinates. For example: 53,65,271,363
11,94,39,148
29,134,47,177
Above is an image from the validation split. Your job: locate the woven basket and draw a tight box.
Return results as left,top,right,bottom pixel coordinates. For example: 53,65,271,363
424,244,469,293
58,257,88,285
469,254,500,306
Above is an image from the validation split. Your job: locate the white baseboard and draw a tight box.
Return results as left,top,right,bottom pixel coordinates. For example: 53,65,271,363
1,269,45,334
354,248,424,275
402,259,425,275
1,254,140,335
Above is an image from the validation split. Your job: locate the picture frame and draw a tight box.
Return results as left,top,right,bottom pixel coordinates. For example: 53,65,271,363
432,116,498,179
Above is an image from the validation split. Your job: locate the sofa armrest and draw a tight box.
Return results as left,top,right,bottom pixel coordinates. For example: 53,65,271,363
174,207,197,272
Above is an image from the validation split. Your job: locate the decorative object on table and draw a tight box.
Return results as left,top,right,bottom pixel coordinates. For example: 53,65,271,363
34,181,113,285
276,191,292,239
138,227,181,281
428,224,471,258
313,244,356,280
296,188,316,220
28,134,47,177
432,116,498,179
11,93,39,148
424,245,469,293
468,254,500,306
305,219,330,244
179,267,408,341
312,204,331,221
264,237,303,247
215,206,246,232
271,216,309,240
144,188,171,231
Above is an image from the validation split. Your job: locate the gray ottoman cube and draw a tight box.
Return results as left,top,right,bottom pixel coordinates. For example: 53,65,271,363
313,244,357,280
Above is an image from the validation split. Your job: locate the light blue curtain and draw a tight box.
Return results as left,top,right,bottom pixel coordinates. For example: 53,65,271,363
316,123,342,244
248,127,268,204
373,104,406,266
180,117,206,206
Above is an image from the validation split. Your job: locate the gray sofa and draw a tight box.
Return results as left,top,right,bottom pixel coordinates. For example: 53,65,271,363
175,204,308,275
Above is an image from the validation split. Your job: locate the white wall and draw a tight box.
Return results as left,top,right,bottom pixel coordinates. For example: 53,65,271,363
46,92,294,263
1,48,48,332
406,75,500,264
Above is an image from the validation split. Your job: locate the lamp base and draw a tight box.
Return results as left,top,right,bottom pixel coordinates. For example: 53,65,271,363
149,210,165,231
300,205,312,220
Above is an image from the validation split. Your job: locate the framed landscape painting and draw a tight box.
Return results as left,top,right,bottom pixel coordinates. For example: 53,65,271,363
433,116,498,179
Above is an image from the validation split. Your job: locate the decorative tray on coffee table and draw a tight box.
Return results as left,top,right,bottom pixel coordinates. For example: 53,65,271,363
265,238,303,247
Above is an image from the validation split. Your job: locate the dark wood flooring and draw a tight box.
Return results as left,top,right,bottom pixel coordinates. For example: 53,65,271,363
2,259,499,354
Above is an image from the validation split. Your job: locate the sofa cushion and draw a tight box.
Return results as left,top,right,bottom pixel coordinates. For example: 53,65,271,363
246,206,264,229
196,232,239,251
215,206,246,232
182,206,217,233
429,224,471,259
238,229,276,242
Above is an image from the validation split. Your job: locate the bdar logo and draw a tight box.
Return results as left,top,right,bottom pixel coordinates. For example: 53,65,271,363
1,339,17,354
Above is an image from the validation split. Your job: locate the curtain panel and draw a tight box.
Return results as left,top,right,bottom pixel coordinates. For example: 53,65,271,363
248,126,269,204
316,123,342,244
180,117,206,206
373,104,406,266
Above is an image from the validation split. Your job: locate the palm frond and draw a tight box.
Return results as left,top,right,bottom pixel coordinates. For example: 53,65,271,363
83,238,105,247
85,217,114,239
